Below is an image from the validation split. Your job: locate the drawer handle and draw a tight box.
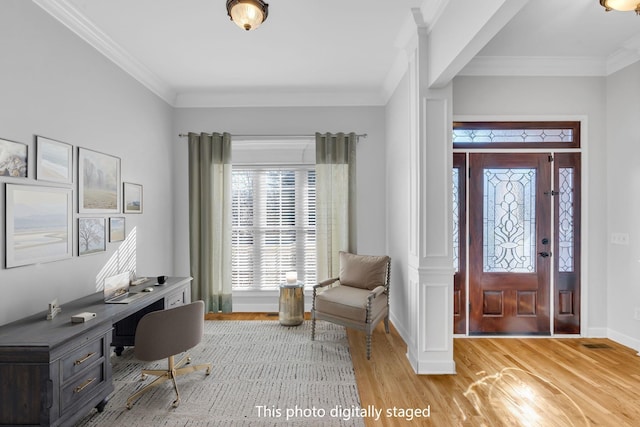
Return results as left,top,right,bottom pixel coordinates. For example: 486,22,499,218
74,352,96,366
74,377,96,394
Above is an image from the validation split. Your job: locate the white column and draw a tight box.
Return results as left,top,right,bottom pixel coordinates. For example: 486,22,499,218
405,26,455,375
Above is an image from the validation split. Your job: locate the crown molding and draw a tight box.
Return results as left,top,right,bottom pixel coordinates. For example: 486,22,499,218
174,90,386,108
607,49,640,75
33,0,176,105
460,49,640,78
607,33,640,75
381,52,411,104
459,55,609,77
412,51,640,88
381,5,429,105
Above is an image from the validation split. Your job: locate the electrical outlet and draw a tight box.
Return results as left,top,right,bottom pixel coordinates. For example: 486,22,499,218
611,233,630,245
634,307,640,321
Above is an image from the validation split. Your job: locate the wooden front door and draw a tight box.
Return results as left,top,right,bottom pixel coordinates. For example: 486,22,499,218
468,153,552,334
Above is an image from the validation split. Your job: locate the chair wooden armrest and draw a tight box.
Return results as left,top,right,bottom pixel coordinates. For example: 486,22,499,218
314,277,339,290
367,285,386,301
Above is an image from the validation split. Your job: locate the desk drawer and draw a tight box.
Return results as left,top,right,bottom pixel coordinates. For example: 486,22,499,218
60,362,105,412
61,334,105,381
166,290,186,308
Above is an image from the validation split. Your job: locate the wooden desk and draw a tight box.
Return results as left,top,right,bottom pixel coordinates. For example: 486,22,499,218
0,276,192,427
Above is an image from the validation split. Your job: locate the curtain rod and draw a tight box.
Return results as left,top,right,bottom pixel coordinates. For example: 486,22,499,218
178,133,367,139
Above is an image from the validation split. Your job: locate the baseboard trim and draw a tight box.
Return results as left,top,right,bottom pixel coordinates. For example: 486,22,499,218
586,327,608,338
607,328,640,354
389,312,412,349
406,350,457,375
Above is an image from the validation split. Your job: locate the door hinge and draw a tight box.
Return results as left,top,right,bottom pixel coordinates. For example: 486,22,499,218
548,155,554,162
544,190,560,196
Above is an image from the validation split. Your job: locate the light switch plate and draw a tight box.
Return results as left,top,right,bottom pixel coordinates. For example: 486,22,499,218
611,233,630,245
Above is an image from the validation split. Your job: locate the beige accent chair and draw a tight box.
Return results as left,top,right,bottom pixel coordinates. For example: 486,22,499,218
126,300,212,409
311,251,391,360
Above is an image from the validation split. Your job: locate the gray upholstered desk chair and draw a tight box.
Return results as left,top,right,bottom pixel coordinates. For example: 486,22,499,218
311,251,391,360
126,300,212,409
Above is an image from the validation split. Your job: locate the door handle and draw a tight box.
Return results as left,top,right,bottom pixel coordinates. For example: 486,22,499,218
538,251,551,258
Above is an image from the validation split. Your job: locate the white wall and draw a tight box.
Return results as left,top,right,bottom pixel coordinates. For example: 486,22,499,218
605,62,640,350
0,1,174,326
172,106,387,306
452,75,608,336
384,71,412,336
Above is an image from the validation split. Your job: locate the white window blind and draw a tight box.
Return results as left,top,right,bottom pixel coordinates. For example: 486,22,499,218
232,167,316,290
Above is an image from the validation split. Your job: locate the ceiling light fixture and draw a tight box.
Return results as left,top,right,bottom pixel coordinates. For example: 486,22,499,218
226,0,269,31
600,0,640,14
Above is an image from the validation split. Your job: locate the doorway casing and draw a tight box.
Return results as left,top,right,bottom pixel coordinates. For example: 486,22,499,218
452,119,585,337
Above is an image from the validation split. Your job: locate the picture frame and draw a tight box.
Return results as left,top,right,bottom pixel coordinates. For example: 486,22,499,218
123,182,143,214
109,217,126,242
0,138,28,178
78,148,121,213
36,136,73,184
78,217,106,256
5,184,73,268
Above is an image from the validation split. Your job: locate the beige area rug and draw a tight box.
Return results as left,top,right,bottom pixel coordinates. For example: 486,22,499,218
75,320,364,426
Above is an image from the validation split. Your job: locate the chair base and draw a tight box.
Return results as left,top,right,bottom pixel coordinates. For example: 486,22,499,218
126,354,211,409
311,313,390,360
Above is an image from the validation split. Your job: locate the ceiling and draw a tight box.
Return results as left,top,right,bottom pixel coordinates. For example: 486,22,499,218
35,0,640,107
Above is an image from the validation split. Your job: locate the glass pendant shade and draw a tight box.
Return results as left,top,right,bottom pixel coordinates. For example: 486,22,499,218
227,0,269,31
600,0,640,13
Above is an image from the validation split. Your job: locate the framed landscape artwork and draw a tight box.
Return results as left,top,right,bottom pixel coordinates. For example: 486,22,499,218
123,182,143,214
5,184,73,268
78,217,106,256
0,138,28,178
79,148,120,213
36,136,73,184
109,217,125,242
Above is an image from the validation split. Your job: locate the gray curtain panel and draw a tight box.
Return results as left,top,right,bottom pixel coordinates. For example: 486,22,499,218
315,132,357,281
188,132,232,313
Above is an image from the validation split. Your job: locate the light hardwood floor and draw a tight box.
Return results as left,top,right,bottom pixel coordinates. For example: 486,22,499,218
206,313,640,426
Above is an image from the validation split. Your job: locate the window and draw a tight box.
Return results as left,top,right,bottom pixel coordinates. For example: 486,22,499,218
232,167,316,290
452,121,580,149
